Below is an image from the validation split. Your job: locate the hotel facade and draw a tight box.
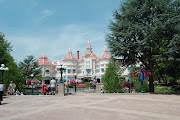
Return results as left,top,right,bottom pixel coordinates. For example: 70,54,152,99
38,41,111,84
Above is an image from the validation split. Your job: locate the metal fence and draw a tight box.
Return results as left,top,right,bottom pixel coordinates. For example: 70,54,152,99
64,83,96,96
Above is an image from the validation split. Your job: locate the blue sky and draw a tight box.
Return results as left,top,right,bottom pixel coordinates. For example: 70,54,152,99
0,0,123,62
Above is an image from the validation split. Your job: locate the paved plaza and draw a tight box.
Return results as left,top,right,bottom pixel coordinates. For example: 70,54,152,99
0,93,180,120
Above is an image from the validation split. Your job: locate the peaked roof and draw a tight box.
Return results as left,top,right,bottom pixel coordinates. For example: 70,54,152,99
63,48,75,60
68,48,72,54
86,41,92,49
101,47,111,58
39,54,48,59
104,47,108,52
38,54,52,65
81,51,98,59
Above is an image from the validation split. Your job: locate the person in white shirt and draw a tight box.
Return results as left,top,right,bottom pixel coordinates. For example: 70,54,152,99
0,84,4,105
50,78,56,95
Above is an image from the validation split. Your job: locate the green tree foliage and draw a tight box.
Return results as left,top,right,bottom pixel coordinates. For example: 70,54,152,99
3,55,26,91
0,32,26,91
103,58,124,93
106,0,179,93
0,32,12,64
19,55,42,80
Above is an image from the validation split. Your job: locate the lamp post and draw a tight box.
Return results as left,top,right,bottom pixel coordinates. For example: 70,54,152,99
56,63,66,84
75,73,77,93
30,74,34,95
140,65,144,93
0,64,9,84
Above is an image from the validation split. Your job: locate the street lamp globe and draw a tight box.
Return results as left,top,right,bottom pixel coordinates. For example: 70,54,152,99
1,64,5,68
30,74,34,78
0,64,9,84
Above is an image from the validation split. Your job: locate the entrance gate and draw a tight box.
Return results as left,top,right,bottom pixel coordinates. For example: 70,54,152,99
64,82,96,95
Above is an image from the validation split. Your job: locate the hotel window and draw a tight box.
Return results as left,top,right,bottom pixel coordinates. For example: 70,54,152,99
96,62,99,64
68,70,71,74
73,70,75,73
46,70,49,73
86,65,88,68
86,69,91,74
53,71,57,76
45,66,50,69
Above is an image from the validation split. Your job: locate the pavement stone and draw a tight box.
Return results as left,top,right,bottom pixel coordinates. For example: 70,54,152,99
0,93,180,120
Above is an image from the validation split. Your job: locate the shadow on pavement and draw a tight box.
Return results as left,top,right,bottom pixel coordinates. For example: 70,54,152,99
3,96,9,99
0,103,9,105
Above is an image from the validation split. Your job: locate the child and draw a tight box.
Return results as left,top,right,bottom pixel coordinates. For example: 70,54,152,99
41,84,47,95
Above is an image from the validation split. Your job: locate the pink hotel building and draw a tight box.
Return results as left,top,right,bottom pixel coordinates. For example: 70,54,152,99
38,41,111,84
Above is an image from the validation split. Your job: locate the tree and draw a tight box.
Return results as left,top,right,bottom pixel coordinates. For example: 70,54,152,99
0,32,26,91
3,55,26,91
0,32,12,64
106,0,179,93
103,58,124,93
19,55,42,80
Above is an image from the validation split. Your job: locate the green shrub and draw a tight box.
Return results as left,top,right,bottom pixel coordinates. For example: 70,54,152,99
154,86,177,93
132,77,149,93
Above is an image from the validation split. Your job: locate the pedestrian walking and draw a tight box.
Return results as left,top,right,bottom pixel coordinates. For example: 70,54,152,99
9,81,16,95
0,84,4,105
50,78,56,95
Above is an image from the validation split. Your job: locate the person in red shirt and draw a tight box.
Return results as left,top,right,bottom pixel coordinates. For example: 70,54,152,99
41,84,47,95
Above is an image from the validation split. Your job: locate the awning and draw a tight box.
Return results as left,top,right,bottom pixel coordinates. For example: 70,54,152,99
86,69,91,72
101,69,104,71
68,70,71,72
73,70,75,71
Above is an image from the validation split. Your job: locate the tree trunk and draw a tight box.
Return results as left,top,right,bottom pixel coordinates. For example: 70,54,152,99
149,74,154,93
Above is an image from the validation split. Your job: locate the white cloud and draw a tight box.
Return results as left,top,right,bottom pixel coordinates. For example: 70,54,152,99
7,24,107,62
41,9,53,17
33,9,54,25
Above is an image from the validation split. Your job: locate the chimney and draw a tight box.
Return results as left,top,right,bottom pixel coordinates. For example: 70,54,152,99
77,51,79,59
